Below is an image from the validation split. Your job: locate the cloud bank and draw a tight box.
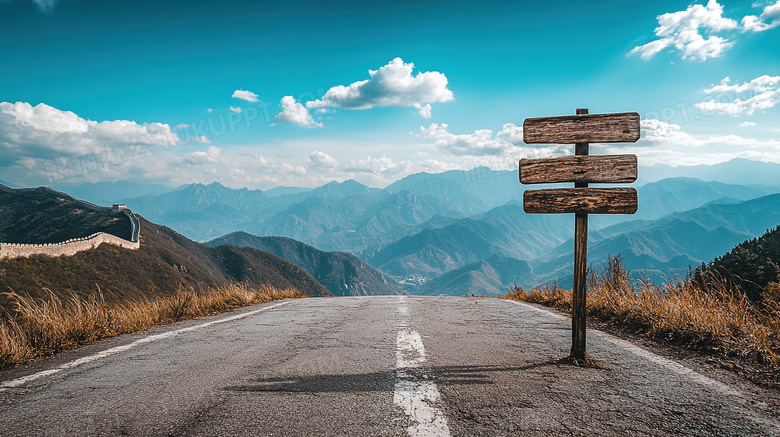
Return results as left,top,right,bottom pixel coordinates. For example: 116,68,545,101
0,101,179,158
696,75,780,115
595,118,780,166
417,122,559,158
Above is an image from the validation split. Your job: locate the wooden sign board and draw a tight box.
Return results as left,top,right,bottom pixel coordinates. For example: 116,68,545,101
519,155,637,185
519,108,640,362
523,112,640,144
523,188,637,214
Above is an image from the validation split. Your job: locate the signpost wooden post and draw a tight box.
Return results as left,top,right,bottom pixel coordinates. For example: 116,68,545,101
520,108,640,362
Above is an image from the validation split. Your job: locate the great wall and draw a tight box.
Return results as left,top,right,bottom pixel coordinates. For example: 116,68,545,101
0,186,141,259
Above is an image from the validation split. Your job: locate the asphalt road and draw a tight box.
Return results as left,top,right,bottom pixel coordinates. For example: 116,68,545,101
1,296,778,436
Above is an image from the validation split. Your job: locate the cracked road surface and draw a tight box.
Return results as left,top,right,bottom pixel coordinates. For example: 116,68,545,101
1,296,778,436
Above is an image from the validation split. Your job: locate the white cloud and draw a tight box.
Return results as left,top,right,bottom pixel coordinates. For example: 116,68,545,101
0,101,180,160
629,0,738,61
0,101,215,186
184,146,221,164
306,58,454,111
417,122,543,156
497,122,524,144
639,119,698,144
32,0,57,13
602,119,780,166
630,39,673,61
309,150,339,169
174,123,189,129
343,155,412,175
0,101,337,189
232,89,260,103
418,123,503,156
695,75,780,115
742,0,780,31
301,149,459,188
229,106,242,113
275,96,322,128
740,121,757,127
416,103,432,119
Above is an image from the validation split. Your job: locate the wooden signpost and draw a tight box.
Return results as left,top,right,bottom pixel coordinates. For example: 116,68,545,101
520,108,640,362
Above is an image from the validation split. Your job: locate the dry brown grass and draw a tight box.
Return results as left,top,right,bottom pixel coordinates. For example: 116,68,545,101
0,283,305,369
505,256,780,368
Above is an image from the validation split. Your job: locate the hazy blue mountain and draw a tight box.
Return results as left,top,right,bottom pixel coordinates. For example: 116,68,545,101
591,177,780,230
535,193,780,287
303,179,384,200
250,192,387,245
254,189,464,254
378,177,779,293
416,253,532,296
53,181,172,206
121,182,267,241
115,165,780,295
206,232,402,296
122,180,397,243
264,186,312,197
120,177,470,250
124,182,264,216
368,201,571,278
637,158,780,186
386,168,521,214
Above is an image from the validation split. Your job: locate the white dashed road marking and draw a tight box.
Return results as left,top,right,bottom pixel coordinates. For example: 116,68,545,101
394,297,451,437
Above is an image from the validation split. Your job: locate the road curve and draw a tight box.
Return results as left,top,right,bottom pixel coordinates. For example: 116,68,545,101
0,296,777,436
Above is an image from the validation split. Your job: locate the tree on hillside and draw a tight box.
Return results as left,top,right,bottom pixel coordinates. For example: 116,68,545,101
695,225,780,304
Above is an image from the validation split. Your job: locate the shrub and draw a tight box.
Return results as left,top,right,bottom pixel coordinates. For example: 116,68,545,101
505,255,780,367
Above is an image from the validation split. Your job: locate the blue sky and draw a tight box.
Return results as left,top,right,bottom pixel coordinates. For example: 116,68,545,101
1,0,779,189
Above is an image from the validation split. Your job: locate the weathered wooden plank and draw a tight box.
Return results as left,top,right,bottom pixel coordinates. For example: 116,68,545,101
523,188,638,214
523,112,640,144
519,155,637,184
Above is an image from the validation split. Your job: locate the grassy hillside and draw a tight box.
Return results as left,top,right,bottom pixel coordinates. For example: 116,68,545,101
0,215,331,311
0,185,329,368
0,185,132,243
0,183,332,310
206,232,402,296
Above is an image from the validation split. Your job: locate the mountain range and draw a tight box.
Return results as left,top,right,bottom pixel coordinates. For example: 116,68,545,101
33,158,780,296
536,193,780,287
